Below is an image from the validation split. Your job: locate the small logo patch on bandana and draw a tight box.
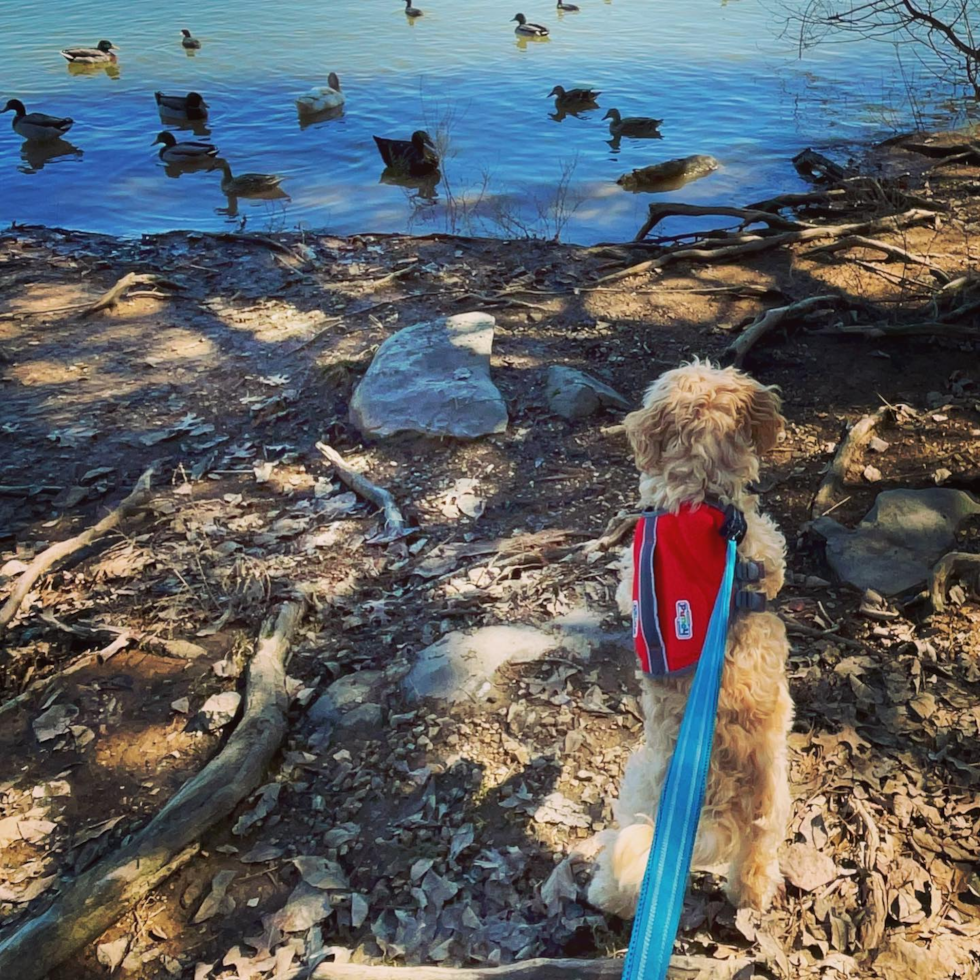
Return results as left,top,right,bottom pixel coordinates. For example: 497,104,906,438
674,600,693,640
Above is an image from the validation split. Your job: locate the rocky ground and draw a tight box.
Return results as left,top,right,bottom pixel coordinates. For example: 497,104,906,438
1,133,980,980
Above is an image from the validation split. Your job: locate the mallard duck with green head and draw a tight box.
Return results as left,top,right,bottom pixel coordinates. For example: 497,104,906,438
2,99,74,142
153,131,218,163
512,13,549,35
60,39,118,64
155,91,209,121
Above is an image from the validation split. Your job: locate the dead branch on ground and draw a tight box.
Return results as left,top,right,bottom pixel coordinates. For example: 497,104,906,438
793,148,846,183
80,273,183,318
580,512,641,555
928,552,980,612
0,601,304,980
724,295,841,366
316,442,409,542
0,468,155,637
308,954,754,980
634,203,802,241
810,408,892,518
600,208,935,285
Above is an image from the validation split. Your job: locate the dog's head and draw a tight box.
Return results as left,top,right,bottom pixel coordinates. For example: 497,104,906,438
624,360,784,496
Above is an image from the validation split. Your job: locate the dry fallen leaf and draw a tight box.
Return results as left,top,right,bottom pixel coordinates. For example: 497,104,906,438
781,842,838,892
96,937,129,971
192,869,238,924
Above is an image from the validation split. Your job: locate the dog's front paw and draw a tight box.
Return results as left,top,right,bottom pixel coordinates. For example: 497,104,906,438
726,862,782,912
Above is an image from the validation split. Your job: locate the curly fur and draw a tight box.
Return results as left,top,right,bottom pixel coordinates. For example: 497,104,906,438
588,360,794,917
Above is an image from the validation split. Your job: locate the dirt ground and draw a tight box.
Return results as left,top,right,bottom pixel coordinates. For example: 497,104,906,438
1,134,980,980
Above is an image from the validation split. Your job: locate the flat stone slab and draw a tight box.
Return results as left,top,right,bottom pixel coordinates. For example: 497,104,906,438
546,366,629,420
350,312,508,440
813,488,980,595
402,613,630,704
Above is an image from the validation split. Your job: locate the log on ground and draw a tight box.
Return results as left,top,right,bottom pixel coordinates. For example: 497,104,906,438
0,600,305,980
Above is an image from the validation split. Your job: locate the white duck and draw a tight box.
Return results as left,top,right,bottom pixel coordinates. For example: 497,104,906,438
152,131,218,163
295,72,346,115
3,99,74,142
512,13,549,35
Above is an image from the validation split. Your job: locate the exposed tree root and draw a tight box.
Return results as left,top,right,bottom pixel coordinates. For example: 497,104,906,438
810,408,892,518
724,294,841,367
831,320,979,339
0,601,304,980
792,148,846,183
308,954,754,980
0,468,155,637
595,209,935,285
316,441,409,542
806,235,951,283
80,273,183,318
634,203,802,241
928,552,980,612
903,140,980,166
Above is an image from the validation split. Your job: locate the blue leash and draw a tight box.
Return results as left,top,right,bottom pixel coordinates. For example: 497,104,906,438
622,537,738,980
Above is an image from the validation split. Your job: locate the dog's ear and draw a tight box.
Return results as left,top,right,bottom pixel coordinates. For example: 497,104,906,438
624,396,670,471
743,381,784,454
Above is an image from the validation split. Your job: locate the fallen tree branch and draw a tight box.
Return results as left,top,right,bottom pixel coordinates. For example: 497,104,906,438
0,468,155,636
580,512,641,555
903,140,980,165
806,235,951,283
80,273,182,318
315,442,408,543
928,552,980,612
635,203,802,241
810,408,891,518
793,148,846,183
309,954,754,980
724,294,840,366
595,209,935,284
0,600,304,980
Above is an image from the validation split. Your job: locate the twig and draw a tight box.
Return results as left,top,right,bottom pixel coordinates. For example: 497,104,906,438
783,619,868,651
286,317,343,355
580,512,641,555
80,274,183,318
0,601,304,980
315,442,408,542
724,294,840,366
0,468,155,636
810,408,891,518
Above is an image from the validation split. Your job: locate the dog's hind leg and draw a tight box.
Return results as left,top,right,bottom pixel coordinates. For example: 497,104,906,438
724,682,792,911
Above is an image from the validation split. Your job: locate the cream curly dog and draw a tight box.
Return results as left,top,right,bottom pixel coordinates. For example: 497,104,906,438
588,360,793,916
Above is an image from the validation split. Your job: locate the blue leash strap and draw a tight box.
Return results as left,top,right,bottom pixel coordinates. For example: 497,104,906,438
621,537,738,980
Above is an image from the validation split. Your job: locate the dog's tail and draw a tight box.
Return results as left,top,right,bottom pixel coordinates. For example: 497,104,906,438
610,821,654,892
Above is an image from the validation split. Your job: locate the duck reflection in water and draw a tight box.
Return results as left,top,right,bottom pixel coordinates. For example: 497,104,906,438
379,167,441,205
67,61,120,80
297,104,344,131
19,138,83,174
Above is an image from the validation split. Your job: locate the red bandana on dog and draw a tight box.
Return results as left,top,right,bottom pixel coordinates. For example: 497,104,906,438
631,503,763,677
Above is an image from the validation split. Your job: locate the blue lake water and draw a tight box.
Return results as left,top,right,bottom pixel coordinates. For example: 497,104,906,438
0,0,970,243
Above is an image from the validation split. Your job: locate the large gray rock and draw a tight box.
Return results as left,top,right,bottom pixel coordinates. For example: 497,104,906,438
546,366,630,420
350,312,508,440
813,488,980,595
402,612,630,703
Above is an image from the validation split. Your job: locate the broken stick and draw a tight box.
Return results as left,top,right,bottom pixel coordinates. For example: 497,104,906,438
0,468,155,636
805,235,950,283
810,408,891,518
80,273,182,318
724,294,840,367
928,552,980,613
0,600,304,980
309,954,753,980
315,441,409,542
